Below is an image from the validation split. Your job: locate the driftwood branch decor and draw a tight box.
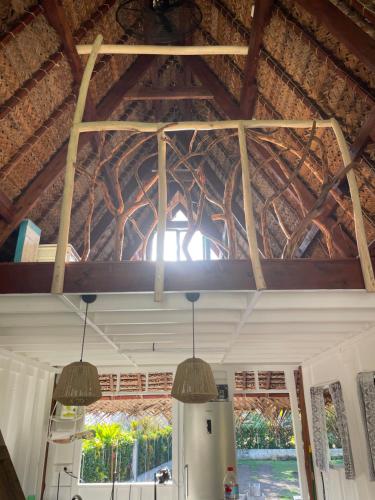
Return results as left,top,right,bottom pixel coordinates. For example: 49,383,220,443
51,36,375,297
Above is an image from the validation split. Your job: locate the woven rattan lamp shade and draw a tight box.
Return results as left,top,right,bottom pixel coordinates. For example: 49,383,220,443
53,361,102,406
171,357,218,404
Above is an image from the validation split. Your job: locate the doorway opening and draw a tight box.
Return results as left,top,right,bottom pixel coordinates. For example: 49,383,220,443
234,371,301,499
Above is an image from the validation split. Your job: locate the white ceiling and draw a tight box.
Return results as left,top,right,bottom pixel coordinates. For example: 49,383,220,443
0,290,373,368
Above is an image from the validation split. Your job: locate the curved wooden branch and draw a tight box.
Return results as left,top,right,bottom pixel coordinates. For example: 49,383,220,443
283,160,360,258
260,122,316,257
223,160,240,259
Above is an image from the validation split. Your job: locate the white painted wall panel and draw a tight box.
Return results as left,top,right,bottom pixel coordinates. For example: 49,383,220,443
0,352,55,499
302,331,375,500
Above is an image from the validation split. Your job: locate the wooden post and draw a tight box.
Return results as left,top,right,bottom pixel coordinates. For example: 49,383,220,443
285,368,310,500
238,122,266,290
51,35,103,294
297,366,317,500
154,132,167,302
331,119,375,292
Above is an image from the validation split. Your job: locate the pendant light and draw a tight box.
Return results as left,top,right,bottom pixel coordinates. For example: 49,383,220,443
53,295,102,406
171,293,218,404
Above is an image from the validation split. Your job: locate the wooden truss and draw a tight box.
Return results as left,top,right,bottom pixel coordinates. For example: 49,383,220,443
51,36,375,298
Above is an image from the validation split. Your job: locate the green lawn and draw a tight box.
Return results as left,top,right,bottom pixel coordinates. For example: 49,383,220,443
238,459,300,498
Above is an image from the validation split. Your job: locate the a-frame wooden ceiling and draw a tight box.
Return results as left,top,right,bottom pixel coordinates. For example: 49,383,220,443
0,0,374,262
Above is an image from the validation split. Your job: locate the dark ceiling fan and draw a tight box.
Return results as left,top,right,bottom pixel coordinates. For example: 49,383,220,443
116,0,202,44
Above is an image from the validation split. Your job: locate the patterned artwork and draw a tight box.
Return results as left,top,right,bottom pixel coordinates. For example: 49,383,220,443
329,382,355,480
310,386,329,472
357,372,375,481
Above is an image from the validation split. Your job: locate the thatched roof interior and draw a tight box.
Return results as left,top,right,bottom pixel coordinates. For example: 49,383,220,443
0,0,374,261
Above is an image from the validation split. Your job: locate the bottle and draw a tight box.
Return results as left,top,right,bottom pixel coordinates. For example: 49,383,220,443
223,466,239,499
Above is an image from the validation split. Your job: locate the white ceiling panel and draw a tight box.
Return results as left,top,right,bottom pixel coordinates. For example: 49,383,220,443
0,290,371,368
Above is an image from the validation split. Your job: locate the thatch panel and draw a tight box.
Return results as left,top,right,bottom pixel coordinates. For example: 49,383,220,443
263,13,372,140
93,222,115,260
87,397,172,421
0,176,21,200
5,100,74,197
280,0,375,89
0,0,38,32
62,0,105,33
76,3,123,44
29,171,65,241
0,57,73,166
0,50,23,104
221,0,254,30
0,14,60,103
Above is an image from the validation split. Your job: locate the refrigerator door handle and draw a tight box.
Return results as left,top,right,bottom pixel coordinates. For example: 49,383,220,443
184,464,189,499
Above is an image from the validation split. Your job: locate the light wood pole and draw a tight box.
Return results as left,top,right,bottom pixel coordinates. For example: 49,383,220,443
154,132,167,302
76,44,250,56
331,118,375,292
238,122,266,290
51,35,103,293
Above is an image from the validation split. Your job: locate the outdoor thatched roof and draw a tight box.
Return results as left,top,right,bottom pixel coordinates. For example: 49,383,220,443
0,0,374,261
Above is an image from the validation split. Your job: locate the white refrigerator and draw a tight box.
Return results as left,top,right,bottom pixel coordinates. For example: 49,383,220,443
183,401,237,500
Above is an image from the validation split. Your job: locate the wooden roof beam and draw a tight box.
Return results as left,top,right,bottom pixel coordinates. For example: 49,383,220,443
0,55,155,247
42,0,103,121
240,0,274,118
294,0,375,72
0,259,372,293
123,86,214,101
0,191,14,223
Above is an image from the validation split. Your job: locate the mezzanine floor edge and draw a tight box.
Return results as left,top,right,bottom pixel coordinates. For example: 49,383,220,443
0,258,371,294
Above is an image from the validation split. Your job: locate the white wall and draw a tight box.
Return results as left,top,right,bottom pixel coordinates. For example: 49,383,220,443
0,351,55,499
302,330,375,500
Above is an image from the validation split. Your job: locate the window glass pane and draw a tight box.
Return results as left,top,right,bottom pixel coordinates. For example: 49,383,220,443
80,400,172,484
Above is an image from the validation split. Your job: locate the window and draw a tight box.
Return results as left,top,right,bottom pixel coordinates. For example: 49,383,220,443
79,372,173,484
151,210,219,261
80,399,173,484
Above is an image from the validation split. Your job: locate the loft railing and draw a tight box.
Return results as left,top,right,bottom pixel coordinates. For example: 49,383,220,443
51,35,375,298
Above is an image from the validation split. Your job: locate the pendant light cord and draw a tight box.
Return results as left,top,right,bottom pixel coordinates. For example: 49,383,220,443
192,301,195,358
80,301,89,362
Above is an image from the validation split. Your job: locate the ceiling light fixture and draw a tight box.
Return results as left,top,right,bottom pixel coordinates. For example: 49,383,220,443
171,292,218,403
53,295,102,406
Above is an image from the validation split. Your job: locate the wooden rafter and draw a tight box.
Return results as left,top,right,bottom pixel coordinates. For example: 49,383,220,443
0,192,14,224
296,366,316,500
123,86,213,101
240,0,274,118
186,57,356,257
0,55,154,247
42,0,103,120
294,0,375,72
